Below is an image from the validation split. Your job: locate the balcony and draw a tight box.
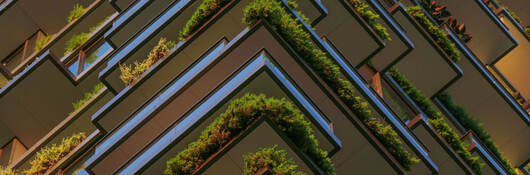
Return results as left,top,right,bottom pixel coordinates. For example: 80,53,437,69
312,0,385,67
0,1,118,149
431,0,517,64
6,86,112,174
492,9,530,114
386,3,462,98
440,25,530,168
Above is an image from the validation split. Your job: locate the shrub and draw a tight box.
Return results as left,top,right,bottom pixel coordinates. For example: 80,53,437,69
72,83,104,112
0,166,20,175
119,38,176,85
244,145,305,175
34,34,55,53
64,16,112,56
178,0,232,41
525,26,530,35
165,94,334,175
24,133,87,175
437,91,518,175
349,0,391,41
388,67,483,174
407,6,460,62
242,0,418,170
67,4,87,23
64,33,90,56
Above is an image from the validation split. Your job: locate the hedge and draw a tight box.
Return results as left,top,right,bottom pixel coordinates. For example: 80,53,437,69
242,0,418,170
178,0,233,41
407,6,460,62
119,38,176,85
244,145,305,175
525,26,530,36
165,94,335,175
437,91,518,175
349,0,391,41
24,133,87,175
388,67,483,174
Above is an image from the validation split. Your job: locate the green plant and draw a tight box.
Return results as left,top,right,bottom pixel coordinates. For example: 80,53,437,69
67,4,87,23
72,83,104,112
242,0,418,170
64,16,112,56
407,6,461,62
437,91,518,175
64,33,90,56
244,145,305,175
178,0,232,40
119,38,176,85
349,0,391,41
0,166,20,175
24,133,87,175
34,34,55,53
388,67,483,174
165,94,335,175
525,26,530,35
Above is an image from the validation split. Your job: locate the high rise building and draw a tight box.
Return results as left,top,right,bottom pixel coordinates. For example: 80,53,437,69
0,0,528,174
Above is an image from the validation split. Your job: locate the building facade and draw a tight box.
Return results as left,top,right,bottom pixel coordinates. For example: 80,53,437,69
0,0,528,174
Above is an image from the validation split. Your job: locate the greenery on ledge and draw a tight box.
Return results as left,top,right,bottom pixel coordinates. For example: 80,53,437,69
64,16,111,56
178,0,233,40
0,166,19,175
437,91,518,175
243,0,418,170
24,133,87,175
67,4,87,23
407,6,460,62
119,38,176,85
72,83,104,112
165,94,335,175
349,0,391,41
506,8,521,24
388,67,483,174
34,34,55,53
525,26,530,35
244,145,305,175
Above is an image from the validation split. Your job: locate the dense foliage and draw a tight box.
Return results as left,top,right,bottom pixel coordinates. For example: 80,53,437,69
67,4,87,23
388,67,483,174
407,6,460,62
72,83,104,112
242,0,418,170
24,133,87,175
178,0,232,40
119,38,176,85
244,145,305,175
165,94,335,175
437,91,518,175
525,26,530,35
349,0,391,41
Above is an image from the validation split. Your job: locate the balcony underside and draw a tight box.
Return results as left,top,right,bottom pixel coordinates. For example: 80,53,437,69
314,0,384,67
391,5,461,97
437,0,517,64
445,38,530,166
0,0,92,60
495,12,530,100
